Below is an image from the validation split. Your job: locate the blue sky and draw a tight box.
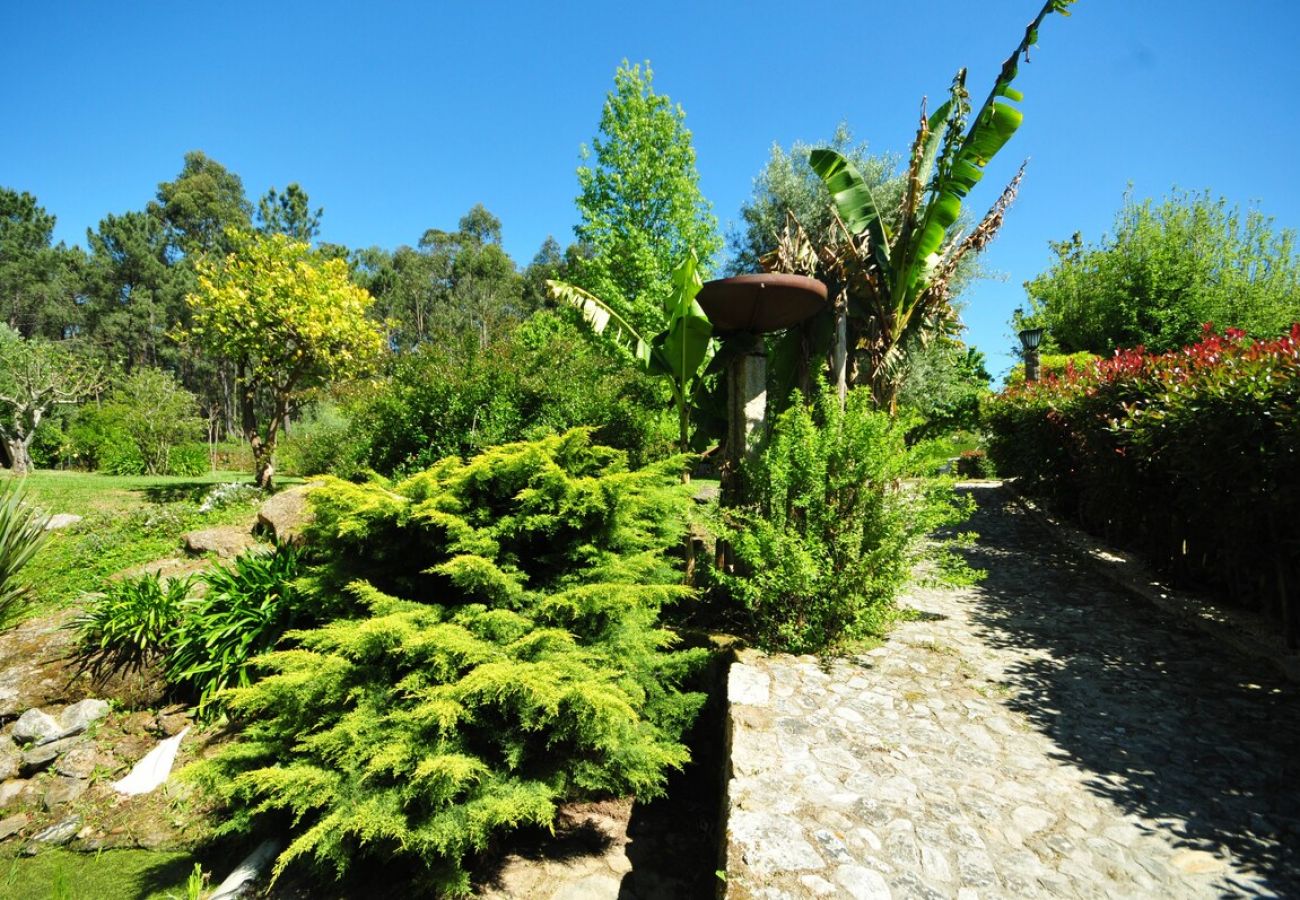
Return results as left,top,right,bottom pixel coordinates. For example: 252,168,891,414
4,1,1299,377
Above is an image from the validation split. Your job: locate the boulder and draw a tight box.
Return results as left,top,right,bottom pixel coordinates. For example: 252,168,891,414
53,746,107,780
43,776,88,810
20,736,84,776
23,815,81,853
183,526,258,559
43,514,82,531
254,483,321,546
0,779,32,810
0,812,28,841
12,709,62,745
59,698,111,734
0,737,19,781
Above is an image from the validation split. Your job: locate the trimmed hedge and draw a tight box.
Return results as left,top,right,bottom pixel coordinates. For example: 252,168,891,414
985,325,1300,645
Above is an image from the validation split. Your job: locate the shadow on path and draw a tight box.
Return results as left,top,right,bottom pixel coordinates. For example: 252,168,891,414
960,487,1300,895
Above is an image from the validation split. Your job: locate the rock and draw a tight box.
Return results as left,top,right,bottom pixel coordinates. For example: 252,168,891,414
0,812,28,840
58,698,111,734
20,736,83,776
43,776,88,809
22,815,82,853
155,712,192,737
13,708,62,744
19,743,60,775
834,864,892,900
0,779,32,809
43,513,82,531
0,736,20,780
254,483,320,546
182,526,258,559
53,746,104,779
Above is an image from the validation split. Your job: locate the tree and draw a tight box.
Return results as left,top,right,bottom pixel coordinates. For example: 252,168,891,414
729,126,903,276
522,235,568,310
357,206,527,350
574,61,721,335
804,0,1074,410
0,327,100,473
257,183,323,242
151,151,252,257
184,232,386,487
1017,189,1300,355
0,188,80,340
83,210,190,371
103,368,204,475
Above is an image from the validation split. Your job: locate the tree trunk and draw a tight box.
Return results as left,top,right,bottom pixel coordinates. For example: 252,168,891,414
252,441,275,490
240,370,276,490
3,437,33,475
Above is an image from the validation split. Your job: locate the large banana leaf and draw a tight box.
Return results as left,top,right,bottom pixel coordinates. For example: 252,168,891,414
808,149,892,276
651,251,712,389
546,280,652,367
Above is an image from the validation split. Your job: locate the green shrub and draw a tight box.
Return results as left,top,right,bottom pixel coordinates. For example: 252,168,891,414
278,403,361,478
354,312,675,475
188,430,706,894
73,573,192,673
166,545,306,717
0,480,49,625
714,387,975,653
167,443,210,477
104,368,205,475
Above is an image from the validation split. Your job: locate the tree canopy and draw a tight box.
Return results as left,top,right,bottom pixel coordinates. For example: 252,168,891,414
0,327,101,473
184,231,386,486
1017,188,1300,354
573,61,721,335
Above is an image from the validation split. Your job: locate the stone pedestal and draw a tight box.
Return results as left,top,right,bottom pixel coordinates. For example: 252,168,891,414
727,336,767,468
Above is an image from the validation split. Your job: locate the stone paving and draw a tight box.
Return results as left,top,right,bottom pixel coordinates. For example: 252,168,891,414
725,484,1300,899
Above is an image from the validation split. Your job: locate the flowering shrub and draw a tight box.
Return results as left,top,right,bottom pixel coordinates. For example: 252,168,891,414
984,324,1300,645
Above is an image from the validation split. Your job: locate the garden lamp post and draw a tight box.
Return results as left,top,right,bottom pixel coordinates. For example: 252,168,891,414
1019,327,1044,382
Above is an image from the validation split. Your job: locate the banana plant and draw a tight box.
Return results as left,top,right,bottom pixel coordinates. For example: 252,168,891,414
547,249,714,457
805,0,1075,411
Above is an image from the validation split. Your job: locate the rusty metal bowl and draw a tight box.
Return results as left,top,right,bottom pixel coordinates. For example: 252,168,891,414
696,273,828,334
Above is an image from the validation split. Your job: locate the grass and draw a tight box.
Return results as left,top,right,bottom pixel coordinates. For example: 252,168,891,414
0,849,198,900
1,469,300,618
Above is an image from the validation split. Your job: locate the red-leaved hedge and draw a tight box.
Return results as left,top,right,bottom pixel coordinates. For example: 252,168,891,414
984,324,1300,646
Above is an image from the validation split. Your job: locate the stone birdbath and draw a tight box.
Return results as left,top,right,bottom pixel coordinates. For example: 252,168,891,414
695,273,827,504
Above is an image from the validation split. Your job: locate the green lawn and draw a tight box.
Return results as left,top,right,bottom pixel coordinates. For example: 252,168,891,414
0,849,197,900
3,469,299,618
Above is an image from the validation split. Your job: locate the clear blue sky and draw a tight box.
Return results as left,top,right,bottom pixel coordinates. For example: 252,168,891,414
5,1,1298,377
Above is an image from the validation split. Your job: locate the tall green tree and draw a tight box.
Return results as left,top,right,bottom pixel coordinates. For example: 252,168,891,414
1018,189,1300,354
574,61,721,335
729,126,903,276
0,188,80,340
257,183,323,242
358,206,527,350
150,151,253,257
83,210,190,371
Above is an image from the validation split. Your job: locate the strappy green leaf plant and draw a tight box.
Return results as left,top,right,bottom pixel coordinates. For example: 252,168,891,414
548,250,714,455
0,479,49,626
797,0,1075,411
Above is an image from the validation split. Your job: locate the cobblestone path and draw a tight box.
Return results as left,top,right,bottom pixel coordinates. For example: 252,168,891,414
725,485,1300,898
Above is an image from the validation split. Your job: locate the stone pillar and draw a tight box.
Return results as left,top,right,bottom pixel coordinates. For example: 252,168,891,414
727,335,767,468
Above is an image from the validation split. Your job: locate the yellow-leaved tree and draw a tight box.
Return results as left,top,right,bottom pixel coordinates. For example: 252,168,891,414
184,231,385,487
